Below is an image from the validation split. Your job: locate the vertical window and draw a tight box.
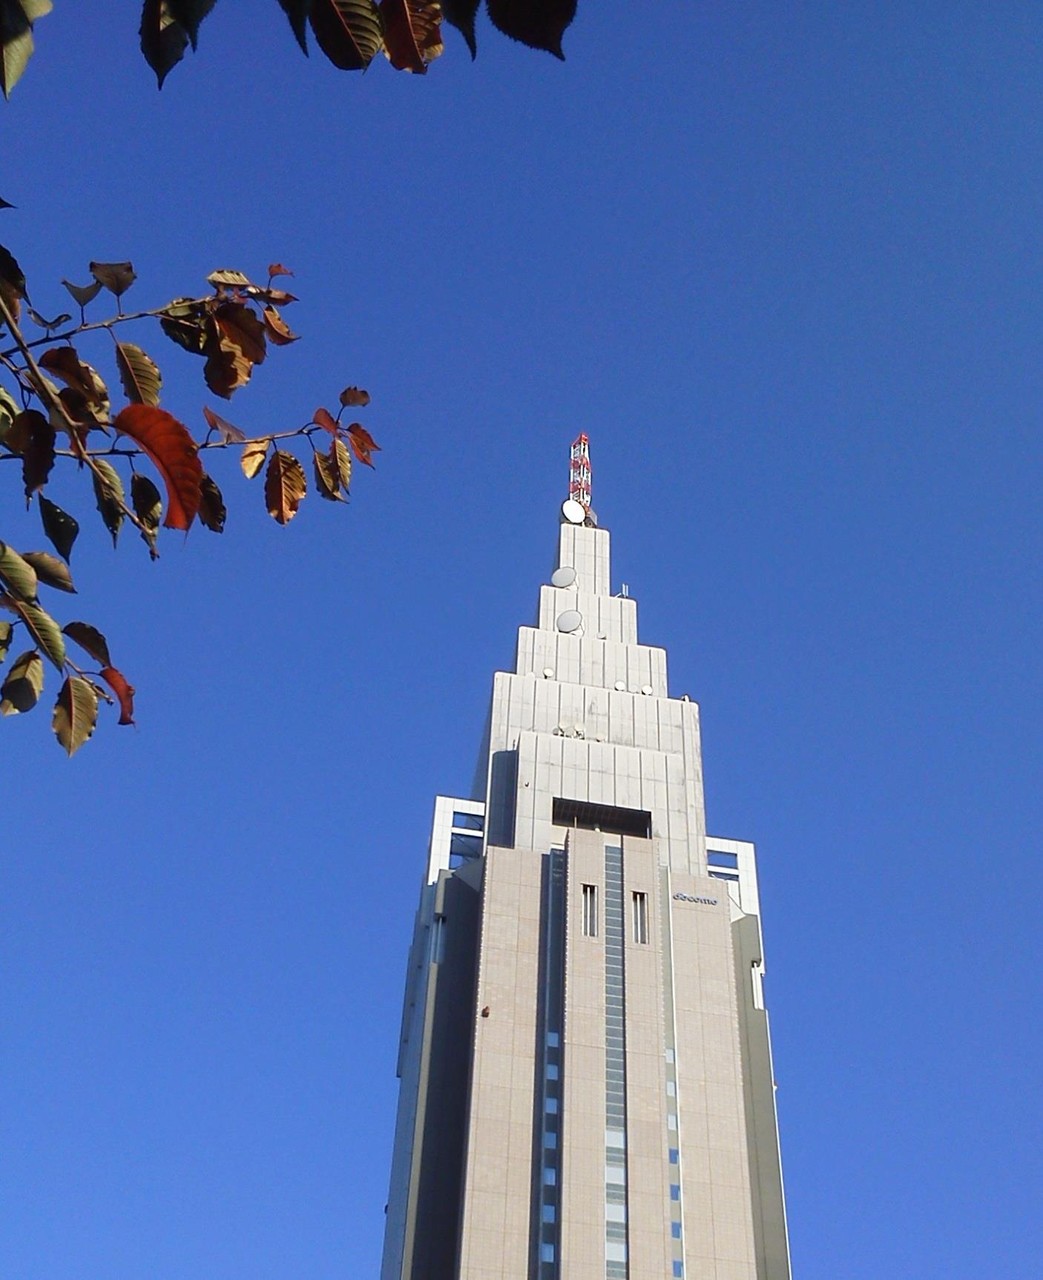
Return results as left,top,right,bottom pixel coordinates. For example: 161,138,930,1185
582,883,599,937
631,891,648,944
431,915,446,963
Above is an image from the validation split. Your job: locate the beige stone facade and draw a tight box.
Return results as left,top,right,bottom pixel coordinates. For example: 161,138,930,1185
382,504,789,1280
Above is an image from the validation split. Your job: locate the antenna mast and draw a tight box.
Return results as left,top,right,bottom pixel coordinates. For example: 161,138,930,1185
569,433,592,512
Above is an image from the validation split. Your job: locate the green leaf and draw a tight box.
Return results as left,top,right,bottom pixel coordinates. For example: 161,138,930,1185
277,0,312,53
115,341,163,407
91,458,125,547
313,447,344,502
331,436,352,492
52,675,98,755
0,0,52,100
5,597,65,669
0,618,11,662
198,472,226,532
309,0,384,70
39,495,79,561
131,472,162,558
62,621,111,667
0,649,44,715
0,383,17,442
20,550,75,593
0,540,38,602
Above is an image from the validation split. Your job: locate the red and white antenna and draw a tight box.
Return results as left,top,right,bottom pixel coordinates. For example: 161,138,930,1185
569,433,592,511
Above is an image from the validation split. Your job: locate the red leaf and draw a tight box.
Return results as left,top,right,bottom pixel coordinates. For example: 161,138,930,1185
262,305,298,345
347,421,381,468
202,405,246,443
268,263,294,279
313,406,339,435
100,666,136,725
380,0,443,72
113,405,202,531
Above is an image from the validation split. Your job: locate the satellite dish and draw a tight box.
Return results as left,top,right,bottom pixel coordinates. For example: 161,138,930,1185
551,566,577,588
641,684,653,696
542,667,555,678
561,499,586,525
614,680,626,692
556,610,582,634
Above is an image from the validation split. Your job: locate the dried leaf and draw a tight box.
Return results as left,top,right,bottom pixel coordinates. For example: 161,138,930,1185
313,406,339,435
53,675,99,755
13,408,55,500
63,621,112,667
264,450,307,524
139,0,189,87
380,0,443,72
0,649,44,715
486,0,575,58
113,404,202,531
442,0,478,56
99,665,136,725
4,596,65,669
39,346,110,422
1,0,51,99
115,341,162,407
276,0,311,53
347,421,381,467
339,385,370,407
39,495,78,561
202,404,246,443
89,259,137,297
0,619,10,662
0,240,26,318
21,550,75,594
166,0,217,48
0,539,39,602
91,457,125,546
332,436,352,491
267,261,295,279
313,447,344,502
61,277,102,308
203,301,267,399
207,267,254,289
262,305,298,345
131,472,162,558
27,306,71,330
0,383,16,441
241,437,270,479
309,0,384,70
198,473,226,532
159,297,208,355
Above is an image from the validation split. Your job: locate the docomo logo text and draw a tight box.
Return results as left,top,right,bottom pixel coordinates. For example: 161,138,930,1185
672,892,718,906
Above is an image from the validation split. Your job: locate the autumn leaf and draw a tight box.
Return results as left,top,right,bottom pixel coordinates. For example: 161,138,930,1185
89,259,137,297
39,346,110,422
39,495,79,561
113,404,203,531
276,0,311,54
203,301,267,398
91,457,125,546
12,408,55,501
207,267,254,290
313,406,339,435
347,421,381,467
63,621,112,667
131,472,162,558
262,305,298,346
0,619,10,662
380,0,443,72
53,675,99,755
339,385,370,407
0,0,51,99
0,540,39,602
202,405,246,443
115,341,163,407
139,0,188,86
486,0,575,58
331,436,352,491
240,436,270,479
99,665,136,725
309,0,384,70
264,450,307,524
61,277,102,309
267,261,295,279
442,0,478,57
0,649,44,715
3,596,65,669
313,447,344,502
198,473,226,532
21,551,75,594
0,240,27,320
159,298,209,355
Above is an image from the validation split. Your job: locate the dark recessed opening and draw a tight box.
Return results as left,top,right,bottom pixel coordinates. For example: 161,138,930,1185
552,798,651,839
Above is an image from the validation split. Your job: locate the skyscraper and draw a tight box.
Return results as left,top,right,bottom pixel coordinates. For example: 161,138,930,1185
382,438,790,1280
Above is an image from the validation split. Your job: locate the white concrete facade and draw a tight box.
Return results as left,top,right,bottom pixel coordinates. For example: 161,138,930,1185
382,501,790,1280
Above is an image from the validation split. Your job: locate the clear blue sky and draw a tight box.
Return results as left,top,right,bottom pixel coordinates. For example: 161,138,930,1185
2,5,1041,1277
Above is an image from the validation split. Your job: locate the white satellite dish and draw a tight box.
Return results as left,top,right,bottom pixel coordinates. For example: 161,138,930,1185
556,610,582,634
561,499,586,525
551,566,577,588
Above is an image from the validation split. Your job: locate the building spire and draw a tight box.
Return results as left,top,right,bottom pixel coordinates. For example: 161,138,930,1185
568,433,592,511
